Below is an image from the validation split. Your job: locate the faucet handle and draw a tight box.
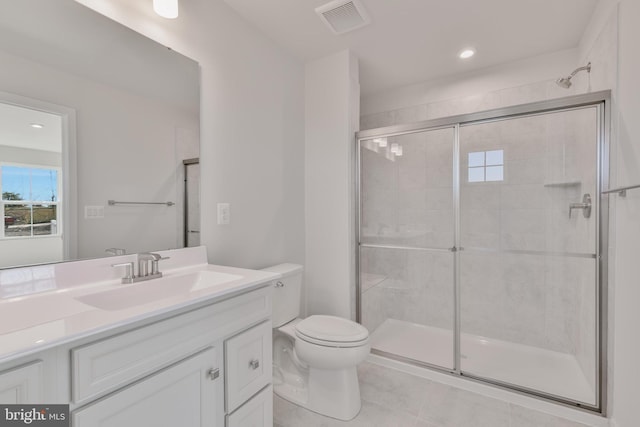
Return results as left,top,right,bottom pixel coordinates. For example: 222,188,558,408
105,248,126,256
148,252,162,261
150,256,170,275
112,262,135,283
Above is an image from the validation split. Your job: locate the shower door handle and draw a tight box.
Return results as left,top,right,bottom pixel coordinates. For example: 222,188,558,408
569,194,592,218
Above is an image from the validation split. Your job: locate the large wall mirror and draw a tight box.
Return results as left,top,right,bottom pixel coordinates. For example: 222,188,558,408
0,0,200,269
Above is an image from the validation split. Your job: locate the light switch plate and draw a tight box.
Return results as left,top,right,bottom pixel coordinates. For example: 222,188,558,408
85,205,104,219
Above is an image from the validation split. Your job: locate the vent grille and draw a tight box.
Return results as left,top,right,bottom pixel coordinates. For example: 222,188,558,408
315,0,370,35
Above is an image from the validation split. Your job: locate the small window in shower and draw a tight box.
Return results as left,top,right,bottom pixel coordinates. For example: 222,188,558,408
468,150,504,182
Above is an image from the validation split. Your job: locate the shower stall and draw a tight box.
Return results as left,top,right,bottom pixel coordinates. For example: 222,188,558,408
356,92,610,412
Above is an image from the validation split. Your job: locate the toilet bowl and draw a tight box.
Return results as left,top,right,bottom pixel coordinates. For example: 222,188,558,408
264,264,370,421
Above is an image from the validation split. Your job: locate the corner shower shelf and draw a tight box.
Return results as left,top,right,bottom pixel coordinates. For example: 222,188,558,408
360,273,387,293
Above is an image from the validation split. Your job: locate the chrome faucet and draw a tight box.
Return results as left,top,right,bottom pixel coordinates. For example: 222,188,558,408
112,252,169,284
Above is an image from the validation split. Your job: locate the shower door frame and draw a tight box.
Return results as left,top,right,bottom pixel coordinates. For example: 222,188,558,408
183,157,200,248
355,90,610,414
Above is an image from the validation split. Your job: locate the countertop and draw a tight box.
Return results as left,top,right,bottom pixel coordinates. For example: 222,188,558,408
0,247,279,365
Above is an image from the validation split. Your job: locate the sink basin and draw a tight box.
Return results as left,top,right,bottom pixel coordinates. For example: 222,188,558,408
75,270,243,311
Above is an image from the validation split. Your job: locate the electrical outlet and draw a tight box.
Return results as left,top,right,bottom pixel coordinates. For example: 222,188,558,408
217,203,230,225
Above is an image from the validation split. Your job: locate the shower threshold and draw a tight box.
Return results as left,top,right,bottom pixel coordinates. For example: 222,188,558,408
370,318,595,405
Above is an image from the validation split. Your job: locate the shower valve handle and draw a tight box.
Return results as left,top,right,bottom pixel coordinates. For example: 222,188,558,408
569,194,592,219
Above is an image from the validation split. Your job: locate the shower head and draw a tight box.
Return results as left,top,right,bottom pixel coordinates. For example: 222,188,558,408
556,62,592,89
556,77,573,89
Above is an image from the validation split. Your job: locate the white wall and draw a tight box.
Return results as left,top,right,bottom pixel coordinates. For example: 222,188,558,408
610,0,640,425
361,49,578,117
305,50,359,318
74,0,306,269
0,146,60,168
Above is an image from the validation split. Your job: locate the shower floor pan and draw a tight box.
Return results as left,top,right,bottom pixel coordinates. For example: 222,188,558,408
370,318,595,405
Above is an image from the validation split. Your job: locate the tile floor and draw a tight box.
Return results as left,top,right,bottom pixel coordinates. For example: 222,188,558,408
273,362,591,427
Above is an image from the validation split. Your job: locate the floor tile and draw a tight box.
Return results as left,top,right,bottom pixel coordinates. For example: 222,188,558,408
273,361,593,427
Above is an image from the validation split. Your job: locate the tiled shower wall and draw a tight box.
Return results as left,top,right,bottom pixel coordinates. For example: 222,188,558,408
360,128,455,335
359,9,617,391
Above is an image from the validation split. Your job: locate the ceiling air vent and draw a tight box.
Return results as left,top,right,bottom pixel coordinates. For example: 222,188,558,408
315,0,371,35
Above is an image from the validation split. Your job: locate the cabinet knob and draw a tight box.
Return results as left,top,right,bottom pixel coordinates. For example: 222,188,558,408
207,368,220,381
249,359,260,370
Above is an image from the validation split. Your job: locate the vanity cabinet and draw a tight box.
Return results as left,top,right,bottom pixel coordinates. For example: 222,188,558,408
0,283,273,427
0,361,43,403
69,285,272,426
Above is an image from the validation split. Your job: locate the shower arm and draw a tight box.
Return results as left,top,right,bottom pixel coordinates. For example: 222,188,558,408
569,63,592,78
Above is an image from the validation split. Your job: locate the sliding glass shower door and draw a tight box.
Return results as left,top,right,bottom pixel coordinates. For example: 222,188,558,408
359,127,456,370
459,107,600,405
357,92,608,411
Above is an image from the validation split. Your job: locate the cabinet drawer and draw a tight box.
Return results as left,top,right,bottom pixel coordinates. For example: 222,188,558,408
225,321,272,412
0,361,43,404
226,384,272,427
72,286,271,405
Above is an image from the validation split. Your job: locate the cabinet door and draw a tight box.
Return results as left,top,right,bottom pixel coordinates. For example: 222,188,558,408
226,385,272,427
73,347,222,427
0,361,43,403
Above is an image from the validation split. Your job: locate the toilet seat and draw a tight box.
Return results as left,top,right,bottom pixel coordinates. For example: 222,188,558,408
295,315,369,348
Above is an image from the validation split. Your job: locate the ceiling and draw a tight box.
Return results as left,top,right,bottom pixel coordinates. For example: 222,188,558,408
0,0,199,114
0,103,61,153
223,0,599,95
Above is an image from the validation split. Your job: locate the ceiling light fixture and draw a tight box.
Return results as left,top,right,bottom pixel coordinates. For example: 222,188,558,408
153,0,179,19
30,123,44,129
459,49,475,59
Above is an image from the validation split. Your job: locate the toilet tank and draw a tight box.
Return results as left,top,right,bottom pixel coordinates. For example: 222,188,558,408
262,263,303,327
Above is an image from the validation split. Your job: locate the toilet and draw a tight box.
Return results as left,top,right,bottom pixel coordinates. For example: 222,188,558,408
263,263,370,421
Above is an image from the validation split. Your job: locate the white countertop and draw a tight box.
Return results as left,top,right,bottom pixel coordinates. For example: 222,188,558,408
0,247,279,364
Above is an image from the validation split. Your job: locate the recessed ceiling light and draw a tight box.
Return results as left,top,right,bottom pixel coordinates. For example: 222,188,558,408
30,123,44,129
459,49,476,59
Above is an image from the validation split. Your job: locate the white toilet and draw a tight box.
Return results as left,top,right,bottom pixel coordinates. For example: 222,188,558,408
263,263,370,421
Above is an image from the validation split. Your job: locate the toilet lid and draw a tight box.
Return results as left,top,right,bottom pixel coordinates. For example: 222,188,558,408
294,315,369,345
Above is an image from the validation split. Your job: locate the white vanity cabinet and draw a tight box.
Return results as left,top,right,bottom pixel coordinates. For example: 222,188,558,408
0,282,273,427
0,361,43,403
0,248,279,427
69,285,273,427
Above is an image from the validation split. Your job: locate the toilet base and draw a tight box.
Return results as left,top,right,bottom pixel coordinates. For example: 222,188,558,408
274,366,362,421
